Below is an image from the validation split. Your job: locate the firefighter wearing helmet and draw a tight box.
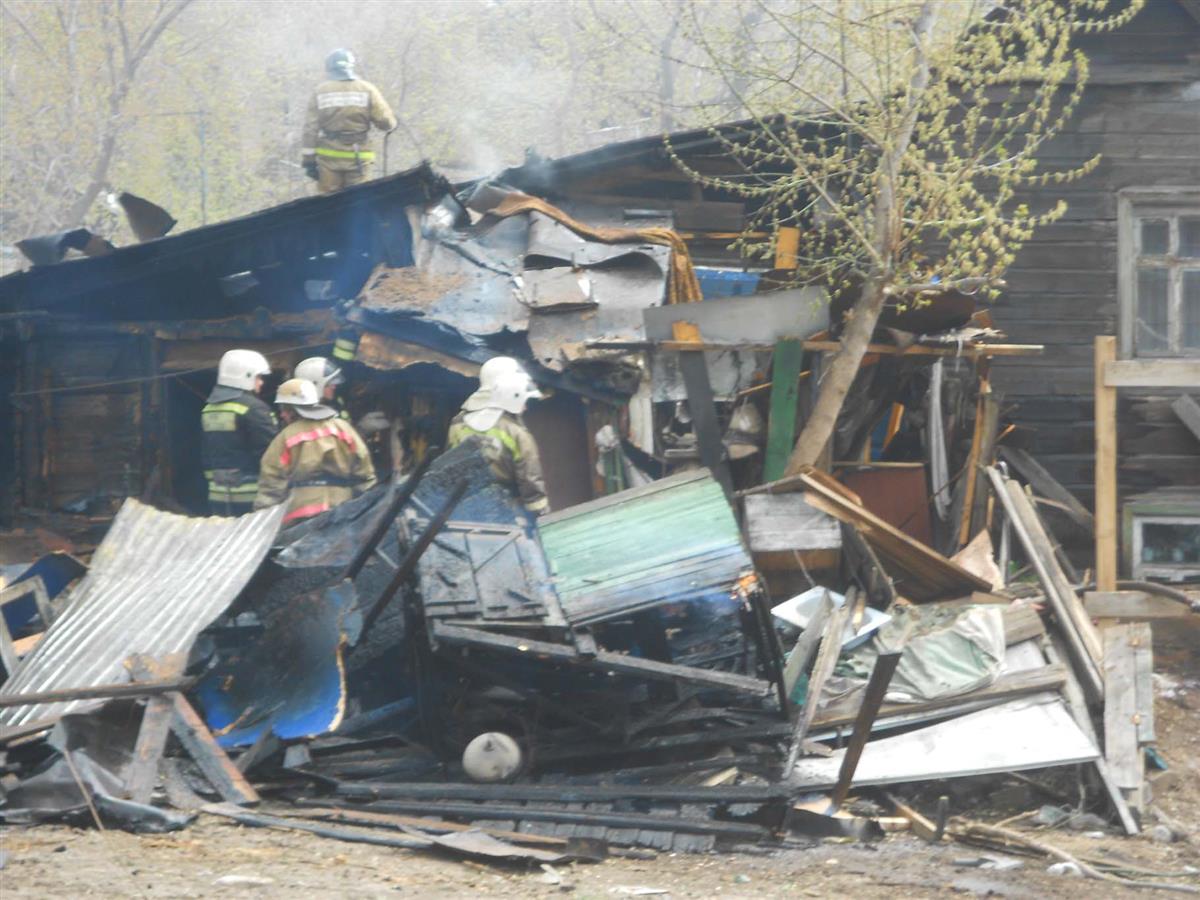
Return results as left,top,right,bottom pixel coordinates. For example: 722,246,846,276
294,356,349,419
201,349,278,515
253,378,377,525
447,359,549,516
301,49,397,194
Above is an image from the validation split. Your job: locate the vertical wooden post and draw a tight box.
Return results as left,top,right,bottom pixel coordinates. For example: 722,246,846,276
763,339,803,483
774,227,800,270
1094,336,1118,592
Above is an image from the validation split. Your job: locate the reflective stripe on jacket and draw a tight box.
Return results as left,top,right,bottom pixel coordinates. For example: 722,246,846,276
254,417,377,524
447,411,549,514
302,79,396,172
200,389,277,503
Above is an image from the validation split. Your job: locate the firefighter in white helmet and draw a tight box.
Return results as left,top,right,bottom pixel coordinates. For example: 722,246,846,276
447,363,549,516
201,349,277,515
302,49,397,194
254,378,377,526
294,356,349,420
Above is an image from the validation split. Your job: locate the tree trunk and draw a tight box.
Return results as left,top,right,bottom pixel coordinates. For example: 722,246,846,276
783,276,888,473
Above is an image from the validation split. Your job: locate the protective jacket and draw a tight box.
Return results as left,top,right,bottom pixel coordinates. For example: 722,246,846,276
254,416,377,524
200,386,277,512
447,410,549,514
302,79,396,171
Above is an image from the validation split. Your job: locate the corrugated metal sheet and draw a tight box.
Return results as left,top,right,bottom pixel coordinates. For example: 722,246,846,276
0,499,285,726
537,469,753,626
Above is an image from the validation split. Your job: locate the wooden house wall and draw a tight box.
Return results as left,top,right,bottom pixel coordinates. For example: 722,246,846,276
988,0,1200,508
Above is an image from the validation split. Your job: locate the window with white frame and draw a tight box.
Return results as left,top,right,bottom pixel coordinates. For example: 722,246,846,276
1118,189,1200,358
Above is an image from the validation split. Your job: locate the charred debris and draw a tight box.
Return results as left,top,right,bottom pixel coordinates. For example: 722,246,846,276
0,165,1195,883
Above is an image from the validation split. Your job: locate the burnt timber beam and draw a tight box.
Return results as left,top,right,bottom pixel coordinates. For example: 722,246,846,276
429,622,774,697
335,780,800,804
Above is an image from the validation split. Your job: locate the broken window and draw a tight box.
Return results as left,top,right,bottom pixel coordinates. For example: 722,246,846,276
1121,192,1200,357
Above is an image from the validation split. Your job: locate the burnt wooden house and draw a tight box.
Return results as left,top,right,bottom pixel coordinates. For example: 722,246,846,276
500,0,1200,578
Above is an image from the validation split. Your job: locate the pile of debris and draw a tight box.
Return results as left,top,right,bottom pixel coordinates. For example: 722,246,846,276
0,187,1196,892
0,429,1194,887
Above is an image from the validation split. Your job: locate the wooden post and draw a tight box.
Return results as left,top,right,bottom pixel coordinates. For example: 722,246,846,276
763,340,803,483
1094,336,1118,592
775,227,800,270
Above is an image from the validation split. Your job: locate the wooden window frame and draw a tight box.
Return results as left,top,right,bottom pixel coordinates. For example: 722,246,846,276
1117,187,1200,359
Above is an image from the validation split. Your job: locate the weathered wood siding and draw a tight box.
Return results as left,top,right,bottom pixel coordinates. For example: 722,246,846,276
989,0,1200,504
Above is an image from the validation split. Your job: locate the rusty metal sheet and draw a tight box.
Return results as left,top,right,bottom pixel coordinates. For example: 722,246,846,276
0,500,285,726
354,331,482,377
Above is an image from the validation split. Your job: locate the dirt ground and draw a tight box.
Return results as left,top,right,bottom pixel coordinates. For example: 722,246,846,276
2,622,1198,898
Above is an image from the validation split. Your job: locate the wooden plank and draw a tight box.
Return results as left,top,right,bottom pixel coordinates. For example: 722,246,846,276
1083,591,1192,620
811,664,1066,731
782,593,833,700
1002,604,1046,646
672,322,735,500
125,695,174,804
1094,337,1119,592
1042,636,1138,836
783,601,850,775
775,226,800,269
1171,393,1200,444
764,339,804,483
986,468,1104,705
169,692,259,806
799,474,990,601
1105,358,1200,388
999,446,1095,535
801,340,1044,357
1102,626,1143,805
1129,622,1155,746
744,492,840,552
960,378,999,548
830,651,902,809
887,794,940,842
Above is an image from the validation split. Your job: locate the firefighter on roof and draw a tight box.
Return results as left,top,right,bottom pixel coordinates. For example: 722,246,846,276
302,49,397,194
254,378,377,525
201,349,277,516
447,358,549,517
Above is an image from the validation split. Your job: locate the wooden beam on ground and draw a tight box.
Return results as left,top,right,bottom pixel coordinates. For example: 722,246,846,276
1083,591,1193,620
1094,337,1119,592
763,339,804,484
1042,636,1139,836
1103,625,1145,815
887,793,941,842
830,651,902,810
125,695,174,804
169,693,259,806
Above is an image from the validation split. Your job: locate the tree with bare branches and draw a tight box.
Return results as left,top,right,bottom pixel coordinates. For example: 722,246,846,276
670,0,1142,473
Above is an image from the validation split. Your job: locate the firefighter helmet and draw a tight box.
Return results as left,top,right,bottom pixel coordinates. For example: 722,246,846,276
463,357,528,412
216,349,270,392
325,48,356,81
294,356,344,398
490,370,543,416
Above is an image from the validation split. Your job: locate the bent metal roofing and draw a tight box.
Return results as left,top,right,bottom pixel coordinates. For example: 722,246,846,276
0,499,285,727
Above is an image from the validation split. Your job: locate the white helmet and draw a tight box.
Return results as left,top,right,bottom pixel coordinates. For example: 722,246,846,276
217,349,270,391
491,370,543,415
294,356,344,398
463,356,528,412
274,378,336,421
